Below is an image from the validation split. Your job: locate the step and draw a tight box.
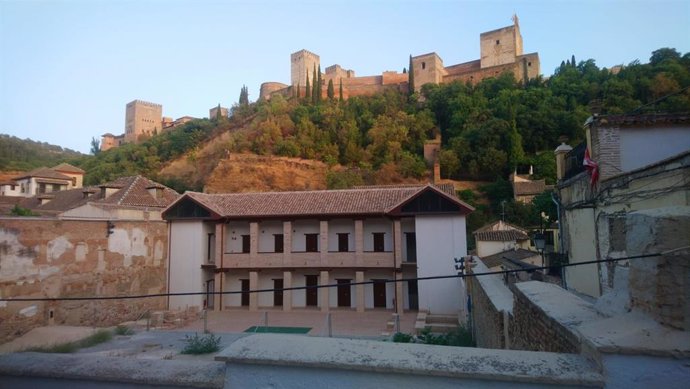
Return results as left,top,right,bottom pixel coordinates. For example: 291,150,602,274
426,314,458,324
427,323,458,333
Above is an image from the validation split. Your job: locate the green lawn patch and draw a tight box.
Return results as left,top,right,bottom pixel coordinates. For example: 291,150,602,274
26,329,113,353
244,326,311,334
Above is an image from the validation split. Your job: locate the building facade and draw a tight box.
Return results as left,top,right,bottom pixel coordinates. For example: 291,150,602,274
163,185,473,315
124,100,163,143
260,17,540,100
1,164,84,198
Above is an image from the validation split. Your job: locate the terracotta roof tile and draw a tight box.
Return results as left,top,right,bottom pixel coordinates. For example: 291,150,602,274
474,230,529,242
179,184,472,218
513,179,550,196
51,163,85,174
14,167,72,181
481,248,541,269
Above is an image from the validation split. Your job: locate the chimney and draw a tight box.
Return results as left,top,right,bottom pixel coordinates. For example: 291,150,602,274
555,142,573,181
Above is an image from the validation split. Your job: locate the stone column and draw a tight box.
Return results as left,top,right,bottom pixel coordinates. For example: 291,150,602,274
320,220,329,265
283,221,292,265
283,270,293,312
393,219,402,268
213,272,223,311
249,222,258,265
395,271,404,314
249,271,259,311
356,271,365,313
355,219,364,266
320,270,330,312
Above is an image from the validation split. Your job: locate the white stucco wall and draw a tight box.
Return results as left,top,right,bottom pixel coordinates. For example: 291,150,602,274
476,240,519,257
415,214,467,314
363,218,392,251
292,219,320,251
564,208,600,297
257,221,283,253
226,222,250,253
169,221,205,309
327,219,355,252
620,126,690,173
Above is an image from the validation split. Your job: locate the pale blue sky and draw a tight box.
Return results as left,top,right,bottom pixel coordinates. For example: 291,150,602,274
1,0,688,154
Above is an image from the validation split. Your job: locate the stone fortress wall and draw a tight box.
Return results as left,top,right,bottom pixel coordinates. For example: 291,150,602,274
124,100,163,143
261,16,540,101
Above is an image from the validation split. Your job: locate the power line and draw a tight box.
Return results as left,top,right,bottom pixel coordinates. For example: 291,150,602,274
0,251,675,303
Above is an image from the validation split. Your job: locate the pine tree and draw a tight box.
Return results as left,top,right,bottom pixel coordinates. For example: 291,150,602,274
312,64,318,104
305,70,311,100
408,55,415,95
327,79,334,100
339,78,343,101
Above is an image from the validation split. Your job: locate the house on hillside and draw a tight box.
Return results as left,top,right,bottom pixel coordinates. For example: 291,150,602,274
555,113,690,298
509,171,553,204
20,175,179,220
162,184,474,315
0,163,84,198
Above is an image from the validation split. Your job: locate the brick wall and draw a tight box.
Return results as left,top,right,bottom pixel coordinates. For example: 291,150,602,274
0,218,168,343
590,124,621,180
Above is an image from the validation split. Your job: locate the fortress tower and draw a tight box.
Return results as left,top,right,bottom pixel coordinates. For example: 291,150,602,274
480,15,524,68
291,49,320,88
124,100,163,143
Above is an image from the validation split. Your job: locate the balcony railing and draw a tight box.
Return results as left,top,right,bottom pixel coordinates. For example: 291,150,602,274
221,251,394,269
563,142,586,181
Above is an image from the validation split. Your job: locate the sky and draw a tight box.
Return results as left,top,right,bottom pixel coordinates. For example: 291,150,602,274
1,0,689,154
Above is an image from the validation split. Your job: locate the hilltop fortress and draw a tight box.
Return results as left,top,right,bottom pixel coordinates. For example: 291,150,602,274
260,17,539,100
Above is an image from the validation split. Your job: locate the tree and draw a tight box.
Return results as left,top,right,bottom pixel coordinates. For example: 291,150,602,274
339,78,343,101
305,70,311,100
327,79,335,100
650,48,680,66
215,103,222,120
316,65,323,103
571,54,576,67
90,137,100,155
239,85,249,106
408,55,415,95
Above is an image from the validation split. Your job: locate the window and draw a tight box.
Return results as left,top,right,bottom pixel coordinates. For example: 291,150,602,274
274,234,284,253
337,233,349,252
373,233,385,252
207,233,215,263
528,61,532,67
305,233,318,252
241,235,250,253
496,39,500,45
421,62,426,70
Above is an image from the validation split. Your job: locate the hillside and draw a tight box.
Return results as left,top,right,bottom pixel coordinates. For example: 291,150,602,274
0,134,84,171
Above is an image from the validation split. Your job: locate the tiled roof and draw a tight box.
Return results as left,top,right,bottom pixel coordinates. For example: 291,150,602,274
591,113,690,127
52,163,85,174
14,167,72,181
513,179,552,196
24,176,179,213
474,230,529,242
177,184,473,219
481,248,541,269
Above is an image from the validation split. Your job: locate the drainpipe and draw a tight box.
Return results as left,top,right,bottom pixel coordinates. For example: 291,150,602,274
551,191,567,290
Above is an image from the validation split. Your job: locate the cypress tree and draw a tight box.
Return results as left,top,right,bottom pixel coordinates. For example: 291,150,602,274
316,65,323,103
305,70,311,100
408,55,415,95
216,103,222,120
327,79,334,100
312,64,318,104
571,54,576,67
339,78,343,101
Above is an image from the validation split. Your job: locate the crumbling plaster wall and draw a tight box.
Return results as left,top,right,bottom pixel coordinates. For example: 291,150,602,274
0,218,168,343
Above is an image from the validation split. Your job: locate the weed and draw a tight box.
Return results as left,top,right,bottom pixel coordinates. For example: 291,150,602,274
114,325,134,336
26,329,113,353
180,333,221,354
392,332,414,343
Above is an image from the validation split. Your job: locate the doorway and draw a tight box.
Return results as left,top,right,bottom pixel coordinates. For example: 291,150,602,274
408,279,418,310
206,279,215,310
337,279,351,307
240,279,249,307
273,279,283,307
305,275,318,307
373,280,387,308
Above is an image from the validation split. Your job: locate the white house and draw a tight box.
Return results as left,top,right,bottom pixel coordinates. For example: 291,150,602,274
162,184,474,315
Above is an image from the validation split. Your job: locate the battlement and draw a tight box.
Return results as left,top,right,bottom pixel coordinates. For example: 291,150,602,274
126,99,163,108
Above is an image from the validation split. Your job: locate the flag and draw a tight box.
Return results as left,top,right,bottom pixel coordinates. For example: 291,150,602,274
583,148,599,187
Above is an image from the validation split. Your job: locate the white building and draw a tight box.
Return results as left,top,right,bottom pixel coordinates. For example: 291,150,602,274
162,184,474,315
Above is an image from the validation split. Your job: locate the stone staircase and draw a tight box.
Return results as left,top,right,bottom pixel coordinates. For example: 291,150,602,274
414,311,459,334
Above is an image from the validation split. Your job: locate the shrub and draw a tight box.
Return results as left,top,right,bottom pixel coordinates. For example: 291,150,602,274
392,332,413,343
181,333,221,354
27,329,113,353
114,325,134,336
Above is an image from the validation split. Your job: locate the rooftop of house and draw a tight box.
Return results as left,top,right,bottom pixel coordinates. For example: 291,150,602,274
165,184,474,220
481,248,541,269
22,175,179,214
474,229,530,242
588,112,690,127
513,179,552,196
13,167,73,181
51,163,85,174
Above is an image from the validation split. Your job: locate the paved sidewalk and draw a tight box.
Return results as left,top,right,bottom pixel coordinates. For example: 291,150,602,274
180,309,417,337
